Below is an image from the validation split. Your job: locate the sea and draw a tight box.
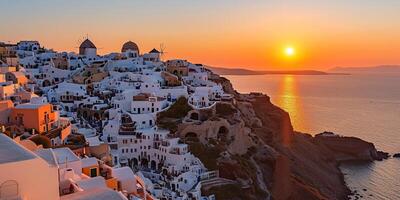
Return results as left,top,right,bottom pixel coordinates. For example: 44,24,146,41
225,73,400,200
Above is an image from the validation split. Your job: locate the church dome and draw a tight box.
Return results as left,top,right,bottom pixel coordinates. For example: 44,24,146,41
79,39,96,49
121,41,139,53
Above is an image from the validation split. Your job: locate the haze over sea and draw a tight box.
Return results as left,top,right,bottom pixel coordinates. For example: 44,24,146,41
225,73,400,200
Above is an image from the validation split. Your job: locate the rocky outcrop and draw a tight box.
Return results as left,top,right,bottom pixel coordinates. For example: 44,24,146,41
249,95,350,200
314,132,389,161
393,153,400,158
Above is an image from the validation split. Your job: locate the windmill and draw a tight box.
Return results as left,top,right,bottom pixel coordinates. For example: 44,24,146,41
159,43,167,61
75,35,102,55
75,35,87,52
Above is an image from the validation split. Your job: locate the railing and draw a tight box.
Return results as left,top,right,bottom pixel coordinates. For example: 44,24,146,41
118,131,136,136
200,170,219,181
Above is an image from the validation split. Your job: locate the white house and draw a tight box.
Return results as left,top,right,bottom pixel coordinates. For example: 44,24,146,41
0,134,60,200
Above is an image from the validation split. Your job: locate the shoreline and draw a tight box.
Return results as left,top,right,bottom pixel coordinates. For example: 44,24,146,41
215,72,350,76
207,66,350,76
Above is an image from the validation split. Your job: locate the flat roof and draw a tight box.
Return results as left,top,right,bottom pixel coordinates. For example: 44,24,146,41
0,134,37,164
81,157,98,168
35,148,58,167
52,147,80,164
60,188,127,200
15,103,46,109
76,176,106,191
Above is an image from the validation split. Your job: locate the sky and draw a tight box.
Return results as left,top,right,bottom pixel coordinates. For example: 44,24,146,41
1,0,400,70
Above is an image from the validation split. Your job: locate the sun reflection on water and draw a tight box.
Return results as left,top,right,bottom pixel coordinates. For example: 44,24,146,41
276,75,307,132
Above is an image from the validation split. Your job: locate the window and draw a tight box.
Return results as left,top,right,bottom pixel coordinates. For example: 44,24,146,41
90,168,97,177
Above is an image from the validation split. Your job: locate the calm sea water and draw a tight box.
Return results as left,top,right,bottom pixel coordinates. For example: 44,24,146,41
225,74,400,200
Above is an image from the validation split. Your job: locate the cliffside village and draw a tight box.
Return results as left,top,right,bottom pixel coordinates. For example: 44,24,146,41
0,39,234,200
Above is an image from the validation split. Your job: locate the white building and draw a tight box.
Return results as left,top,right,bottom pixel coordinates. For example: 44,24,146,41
79,39,97,58
121,41,140,58
17,40,40,52
0,134,60,200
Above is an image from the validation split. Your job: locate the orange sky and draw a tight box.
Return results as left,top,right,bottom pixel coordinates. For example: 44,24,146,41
1,0,400,70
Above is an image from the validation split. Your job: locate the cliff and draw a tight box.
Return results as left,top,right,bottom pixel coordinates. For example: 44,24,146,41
314,132,389,161
158,72,384,200
250,94,350,200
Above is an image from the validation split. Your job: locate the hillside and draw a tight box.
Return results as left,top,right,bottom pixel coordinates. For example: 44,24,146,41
207,66,347,75
329,65,400,73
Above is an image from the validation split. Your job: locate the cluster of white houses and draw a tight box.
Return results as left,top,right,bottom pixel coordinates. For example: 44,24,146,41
0,39,233,200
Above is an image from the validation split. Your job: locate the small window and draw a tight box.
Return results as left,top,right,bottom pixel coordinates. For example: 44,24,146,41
90,168,97,177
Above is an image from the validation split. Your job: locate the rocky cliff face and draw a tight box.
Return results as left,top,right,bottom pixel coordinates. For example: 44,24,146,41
159,73,384,200
314,133,389,161
249,94,350,200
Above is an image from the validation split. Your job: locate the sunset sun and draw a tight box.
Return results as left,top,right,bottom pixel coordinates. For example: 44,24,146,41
285,46,295,56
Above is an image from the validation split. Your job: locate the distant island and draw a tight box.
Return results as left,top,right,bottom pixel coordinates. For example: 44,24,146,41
207,66,349,75
329,65,400,73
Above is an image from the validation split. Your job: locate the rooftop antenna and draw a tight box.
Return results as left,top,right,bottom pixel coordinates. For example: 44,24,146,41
159,43,167,61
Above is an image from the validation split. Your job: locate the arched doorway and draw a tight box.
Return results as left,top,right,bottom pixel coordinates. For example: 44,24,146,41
0,180,19,198
190,112,199,120
185,132,199,143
